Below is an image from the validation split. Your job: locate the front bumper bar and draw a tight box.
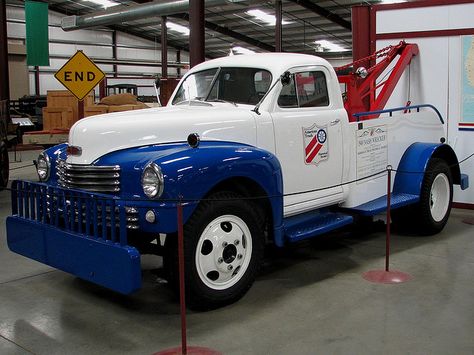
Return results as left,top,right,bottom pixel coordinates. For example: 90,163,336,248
6,180,141,294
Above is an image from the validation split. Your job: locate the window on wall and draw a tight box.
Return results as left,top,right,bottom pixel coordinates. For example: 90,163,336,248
278,70,330,108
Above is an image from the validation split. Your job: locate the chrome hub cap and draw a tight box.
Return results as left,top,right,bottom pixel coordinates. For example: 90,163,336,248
195,215,252,290
430,173,450,222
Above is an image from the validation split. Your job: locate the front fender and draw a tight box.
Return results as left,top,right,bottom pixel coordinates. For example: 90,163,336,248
155,141,284,237
97,141,284,238
394,143,461,196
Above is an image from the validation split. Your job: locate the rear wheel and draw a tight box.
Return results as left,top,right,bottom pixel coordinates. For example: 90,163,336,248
393,158,453,235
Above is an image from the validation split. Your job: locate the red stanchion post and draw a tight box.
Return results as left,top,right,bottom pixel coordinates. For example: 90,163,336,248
155,201,221,355
385,166,391,272
362,165,411,284
177,200,187,355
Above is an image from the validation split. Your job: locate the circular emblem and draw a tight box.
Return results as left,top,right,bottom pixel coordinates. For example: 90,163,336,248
317,129,327,144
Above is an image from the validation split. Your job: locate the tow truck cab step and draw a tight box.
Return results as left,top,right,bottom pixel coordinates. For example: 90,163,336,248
344,193,419,216
284,210,353,243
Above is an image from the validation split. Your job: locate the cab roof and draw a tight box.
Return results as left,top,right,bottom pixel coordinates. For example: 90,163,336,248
188,53,332,78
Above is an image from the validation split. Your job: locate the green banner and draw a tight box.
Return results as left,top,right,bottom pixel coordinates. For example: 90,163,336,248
25,1,49,66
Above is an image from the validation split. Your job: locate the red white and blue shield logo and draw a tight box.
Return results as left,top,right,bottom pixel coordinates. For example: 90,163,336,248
303,124,329,165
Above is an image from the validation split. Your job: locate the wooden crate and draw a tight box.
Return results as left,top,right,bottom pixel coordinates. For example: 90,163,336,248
47,90,94,122
43,107,74,130
85,105,109,117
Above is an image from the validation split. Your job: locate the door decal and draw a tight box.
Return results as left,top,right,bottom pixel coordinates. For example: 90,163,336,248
303,124,328,165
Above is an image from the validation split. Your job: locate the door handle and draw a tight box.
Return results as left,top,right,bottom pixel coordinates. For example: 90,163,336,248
330,119,340,126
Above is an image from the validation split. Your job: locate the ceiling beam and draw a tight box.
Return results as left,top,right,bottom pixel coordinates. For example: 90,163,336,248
47,3,201,58
171,13,275,52
286,0,352,30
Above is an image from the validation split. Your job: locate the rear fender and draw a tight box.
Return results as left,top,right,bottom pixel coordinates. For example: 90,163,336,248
394,143,461,195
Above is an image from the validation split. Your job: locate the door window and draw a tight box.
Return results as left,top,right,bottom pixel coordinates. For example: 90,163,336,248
278,71,330,108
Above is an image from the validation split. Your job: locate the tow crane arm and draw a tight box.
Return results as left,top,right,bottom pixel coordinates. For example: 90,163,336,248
335,41,419,121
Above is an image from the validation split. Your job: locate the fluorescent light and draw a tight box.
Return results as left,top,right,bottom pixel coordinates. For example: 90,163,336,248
232,46,255,55
83,0,119,8
246,9,292,26
166,22,190,36
314,40,349,52
381,0,407,3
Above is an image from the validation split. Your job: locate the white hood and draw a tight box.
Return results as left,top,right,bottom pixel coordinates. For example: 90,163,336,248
68,105,258,164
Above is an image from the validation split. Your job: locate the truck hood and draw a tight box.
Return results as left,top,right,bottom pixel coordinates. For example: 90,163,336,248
68,104,257,164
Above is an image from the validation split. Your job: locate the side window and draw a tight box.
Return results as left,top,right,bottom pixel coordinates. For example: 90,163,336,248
277,75,298,107
278,70,330,108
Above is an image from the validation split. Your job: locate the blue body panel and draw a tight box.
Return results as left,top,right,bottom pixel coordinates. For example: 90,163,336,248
347,193,419,216
6,217,141,294
95,141,284,236
394,143,442,195
283,210,353,243
40,141,284,242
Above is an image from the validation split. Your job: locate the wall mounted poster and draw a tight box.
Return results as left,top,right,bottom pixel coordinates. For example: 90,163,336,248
461,35,474,131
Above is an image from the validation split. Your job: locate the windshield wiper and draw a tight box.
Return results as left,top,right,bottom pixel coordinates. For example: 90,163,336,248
204,67,222,101
175,99,212,106
207,99,237,106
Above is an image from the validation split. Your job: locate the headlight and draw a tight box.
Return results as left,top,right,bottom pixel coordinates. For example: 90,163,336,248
141,162,164,198
36,152,50,181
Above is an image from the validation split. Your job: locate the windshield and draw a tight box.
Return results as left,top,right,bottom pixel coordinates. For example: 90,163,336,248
172,67,272,105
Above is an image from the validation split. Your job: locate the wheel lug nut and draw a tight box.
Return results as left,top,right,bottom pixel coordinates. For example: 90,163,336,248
222,242,228,247
234,240,240,245
237,254,242,260
227,265,233,270
218,257,223,264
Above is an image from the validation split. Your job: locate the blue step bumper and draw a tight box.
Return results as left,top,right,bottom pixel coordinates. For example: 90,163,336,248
6,217,141,294
6,180,142,294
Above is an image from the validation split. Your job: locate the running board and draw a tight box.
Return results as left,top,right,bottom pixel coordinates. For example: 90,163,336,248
284,211,353,243
344,193,419,216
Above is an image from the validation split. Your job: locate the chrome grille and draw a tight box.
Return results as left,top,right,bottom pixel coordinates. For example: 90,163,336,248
57,160,121,193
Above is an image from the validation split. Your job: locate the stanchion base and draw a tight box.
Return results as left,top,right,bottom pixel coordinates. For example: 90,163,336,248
363,270,411,284
462,218,474,225
154,346,222,355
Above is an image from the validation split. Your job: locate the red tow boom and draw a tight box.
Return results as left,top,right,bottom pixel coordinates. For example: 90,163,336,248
335,41,419,121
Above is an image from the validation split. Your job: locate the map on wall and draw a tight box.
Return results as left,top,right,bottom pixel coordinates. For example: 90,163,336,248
461,35,474,131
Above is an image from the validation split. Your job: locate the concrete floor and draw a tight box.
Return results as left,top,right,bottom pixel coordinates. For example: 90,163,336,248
1,150,474,355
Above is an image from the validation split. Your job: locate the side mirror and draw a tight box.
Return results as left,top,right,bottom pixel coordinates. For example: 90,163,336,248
154,77,161,89
280,71,291,86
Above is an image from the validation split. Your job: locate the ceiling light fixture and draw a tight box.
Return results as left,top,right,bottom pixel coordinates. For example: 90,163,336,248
166,22,190,36
246,9,292,26
314,40,348,52
83,0,119,9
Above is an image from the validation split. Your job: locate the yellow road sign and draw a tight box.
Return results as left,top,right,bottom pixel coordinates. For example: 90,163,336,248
54,51,105,101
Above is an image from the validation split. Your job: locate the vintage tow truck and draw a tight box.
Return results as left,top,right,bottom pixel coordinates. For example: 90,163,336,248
6,42,469,309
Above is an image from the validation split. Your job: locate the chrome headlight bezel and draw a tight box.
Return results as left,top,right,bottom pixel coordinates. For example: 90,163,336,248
37,152,51,182
141,162,164,199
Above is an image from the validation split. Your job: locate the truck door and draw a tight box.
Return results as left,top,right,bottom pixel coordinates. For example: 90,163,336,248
270,66,345,216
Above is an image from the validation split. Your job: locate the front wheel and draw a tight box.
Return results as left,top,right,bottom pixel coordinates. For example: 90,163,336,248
179,192,264,310
417,158,453,235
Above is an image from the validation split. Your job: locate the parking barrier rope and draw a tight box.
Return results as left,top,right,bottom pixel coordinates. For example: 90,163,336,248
2,151,473,202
